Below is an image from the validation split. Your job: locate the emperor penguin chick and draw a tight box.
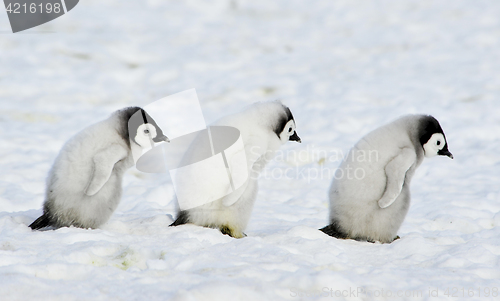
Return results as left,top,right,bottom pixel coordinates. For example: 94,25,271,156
320,115,453,243
170,101,301,238
29,107,169,230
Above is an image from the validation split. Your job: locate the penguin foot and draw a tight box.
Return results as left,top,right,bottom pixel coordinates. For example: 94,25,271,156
392,235,400,242
220,225,245,238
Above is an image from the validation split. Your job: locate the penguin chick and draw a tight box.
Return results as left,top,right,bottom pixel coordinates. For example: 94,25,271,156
320,115,453,243
170,101,301,238
29,107,169,230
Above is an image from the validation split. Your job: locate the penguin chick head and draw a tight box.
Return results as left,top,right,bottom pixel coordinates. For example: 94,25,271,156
272,102,301,144
418,115,453,159
127,108,169,149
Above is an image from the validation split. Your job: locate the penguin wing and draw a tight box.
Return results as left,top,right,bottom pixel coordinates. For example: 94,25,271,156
221,146,250,207
220,137,266,207
221,180,249,207
84,144,129,196
378,147,416,209
244,137,269,173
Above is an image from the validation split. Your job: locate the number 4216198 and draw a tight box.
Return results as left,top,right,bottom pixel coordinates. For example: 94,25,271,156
5,3,62,14
444,287,498,298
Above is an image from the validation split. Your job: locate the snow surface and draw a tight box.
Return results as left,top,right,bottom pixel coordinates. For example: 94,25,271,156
1,0,500,300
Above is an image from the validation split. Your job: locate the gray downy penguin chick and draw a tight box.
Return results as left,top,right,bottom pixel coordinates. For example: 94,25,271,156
170,101,301,238
320,115,453,243
29,107,169,230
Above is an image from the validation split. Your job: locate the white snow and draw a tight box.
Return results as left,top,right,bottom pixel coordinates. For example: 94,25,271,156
1,0,500,300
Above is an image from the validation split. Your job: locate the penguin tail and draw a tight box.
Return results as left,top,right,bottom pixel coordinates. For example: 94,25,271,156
29,214,52,230
169,211,189,227
319,223,350,239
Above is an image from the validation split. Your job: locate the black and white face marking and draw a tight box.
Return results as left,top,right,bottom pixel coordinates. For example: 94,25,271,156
419,115,453,159
127,108,170,149
280,119,301,143
274,104,301,143
423,133,448,158
134,123,158,148
140,109,170,144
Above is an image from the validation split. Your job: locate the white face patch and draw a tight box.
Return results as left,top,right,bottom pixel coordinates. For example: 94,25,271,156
134,123,157,148
280,120,296,142
423,133,445,157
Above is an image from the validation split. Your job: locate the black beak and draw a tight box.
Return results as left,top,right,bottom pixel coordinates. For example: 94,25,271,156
438,148,453,159
153,135,170,143
289,132,301,143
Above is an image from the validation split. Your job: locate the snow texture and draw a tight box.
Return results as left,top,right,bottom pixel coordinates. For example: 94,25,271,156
1,0,499,300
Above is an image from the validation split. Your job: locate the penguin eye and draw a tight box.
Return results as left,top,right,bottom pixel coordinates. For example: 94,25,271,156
288,127,293,133
437,140,441,146
144,129,150,134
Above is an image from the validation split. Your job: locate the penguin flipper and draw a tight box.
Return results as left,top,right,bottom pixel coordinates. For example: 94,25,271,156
221,149,251,207
221,180,248,207
29,214,52,230
378,147,416,209
84,144,128,196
